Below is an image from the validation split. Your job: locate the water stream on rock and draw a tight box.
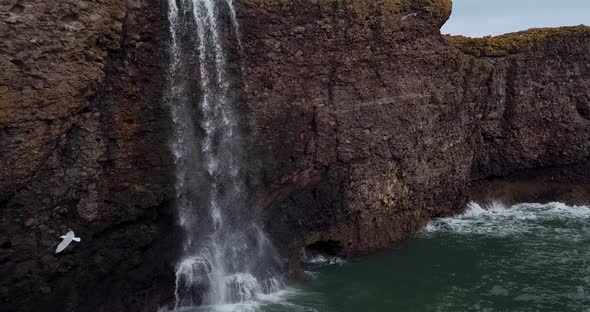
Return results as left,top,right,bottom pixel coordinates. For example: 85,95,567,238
165,0,284,310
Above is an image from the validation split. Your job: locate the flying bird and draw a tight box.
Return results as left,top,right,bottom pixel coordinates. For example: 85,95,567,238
55,230,81,254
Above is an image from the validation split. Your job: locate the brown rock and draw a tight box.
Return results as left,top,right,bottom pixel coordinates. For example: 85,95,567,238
23,218,35,227
234,0,590,269
0,0,175,310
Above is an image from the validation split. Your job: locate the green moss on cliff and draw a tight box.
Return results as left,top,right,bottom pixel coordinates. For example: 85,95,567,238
444,25,590,57
425,0,452,18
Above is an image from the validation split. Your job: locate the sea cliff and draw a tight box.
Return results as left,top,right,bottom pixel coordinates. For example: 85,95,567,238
0,0,588,310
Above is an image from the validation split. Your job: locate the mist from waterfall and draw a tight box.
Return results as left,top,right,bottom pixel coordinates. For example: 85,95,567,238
165,0,284,309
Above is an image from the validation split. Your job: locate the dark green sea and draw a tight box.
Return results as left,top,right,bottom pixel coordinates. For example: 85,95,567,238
177,202,590,312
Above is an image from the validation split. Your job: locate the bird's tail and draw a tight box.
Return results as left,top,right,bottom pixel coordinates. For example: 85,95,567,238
73,237,81,242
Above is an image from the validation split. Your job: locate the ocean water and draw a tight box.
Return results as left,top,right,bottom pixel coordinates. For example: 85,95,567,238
193,202,590,312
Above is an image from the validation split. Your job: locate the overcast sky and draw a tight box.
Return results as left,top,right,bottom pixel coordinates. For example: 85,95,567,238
441,0,590,37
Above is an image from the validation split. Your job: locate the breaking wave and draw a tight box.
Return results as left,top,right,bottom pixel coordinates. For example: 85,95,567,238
166,288,309,312
303,255,346,266
423,201,590,236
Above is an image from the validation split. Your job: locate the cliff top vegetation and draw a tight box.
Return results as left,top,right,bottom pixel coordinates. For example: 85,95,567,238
444,25,590,57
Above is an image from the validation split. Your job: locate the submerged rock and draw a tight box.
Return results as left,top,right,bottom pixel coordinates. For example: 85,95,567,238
175,257,212,307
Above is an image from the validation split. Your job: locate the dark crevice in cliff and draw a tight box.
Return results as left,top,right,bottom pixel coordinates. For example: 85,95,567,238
306,239,343,257
501,59,518,126
327,52,342,164
576,100,590,120
311,106,319,162
470,162,590,206
327,55,337,109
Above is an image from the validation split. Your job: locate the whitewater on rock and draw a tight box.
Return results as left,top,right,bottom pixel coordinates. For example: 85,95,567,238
424,201,590,236
165,0,284,309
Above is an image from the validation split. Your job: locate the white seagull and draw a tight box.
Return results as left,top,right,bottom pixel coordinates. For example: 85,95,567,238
55,230,81,253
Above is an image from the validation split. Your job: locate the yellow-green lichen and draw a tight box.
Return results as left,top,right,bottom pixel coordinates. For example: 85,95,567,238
444,25,590,57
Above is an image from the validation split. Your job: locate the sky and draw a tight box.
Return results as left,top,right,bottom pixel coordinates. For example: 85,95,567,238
441,0,590,37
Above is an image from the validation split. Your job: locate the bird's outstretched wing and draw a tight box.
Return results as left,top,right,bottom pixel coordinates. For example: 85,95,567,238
55,237,72,253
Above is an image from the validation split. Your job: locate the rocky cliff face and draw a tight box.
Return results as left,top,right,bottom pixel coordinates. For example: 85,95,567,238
1,0,589,311
463,28,590,205
236,0,590,267
1,0,176,311
237,0,476,265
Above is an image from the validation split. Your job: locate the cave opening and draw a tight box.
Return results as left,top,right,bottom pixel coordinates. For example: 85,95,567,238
305,240,343,258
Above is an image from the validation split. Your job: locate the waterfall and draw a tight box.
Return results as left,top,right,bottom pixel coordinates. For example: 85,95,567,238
165,0,284,309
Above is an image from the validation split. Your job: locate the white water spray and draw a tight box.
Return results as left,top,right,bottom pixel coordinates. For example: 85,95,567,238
165,0,284,309
424,201,590,236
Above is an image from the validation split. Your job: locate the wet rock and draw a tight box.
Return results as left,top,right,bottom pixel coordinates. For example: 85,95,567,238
292,26,306,33
0,237,11,249
23,218,35,228
40,286,51,295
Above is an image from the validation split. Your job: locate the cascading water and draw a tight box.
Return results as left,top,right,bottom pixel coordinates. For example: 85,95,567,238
165,0,284,309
